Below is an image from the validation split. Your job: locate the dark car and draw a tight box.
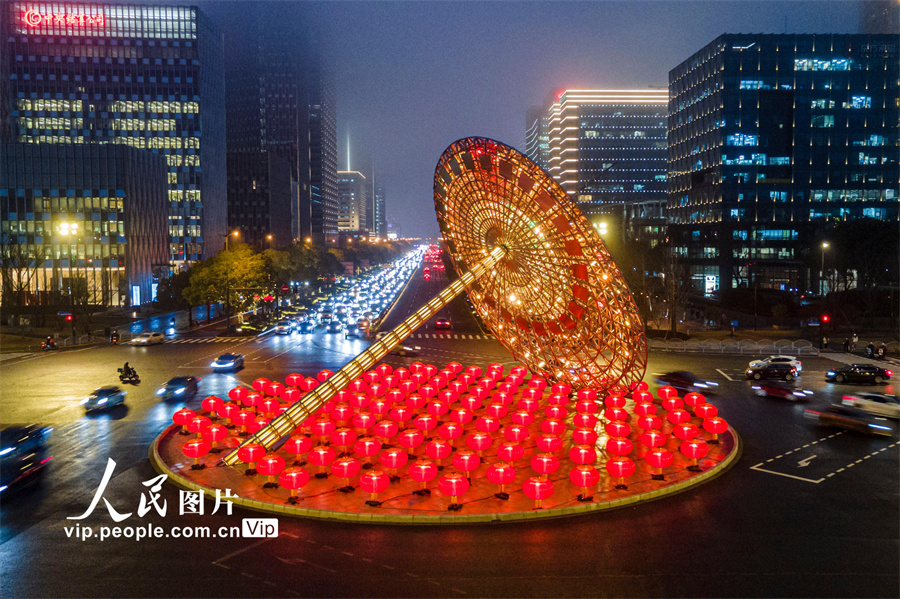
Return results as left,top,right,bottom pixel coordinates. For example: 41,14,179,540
81,386,127,411
745,362,797,381
211,353,245,371
326,321,344,334
298,321,315,334
156,376,201,400
0,425,53,496
390,344,421,357
434,318,452,330
751,383,814,401
804,405,895,437
654,371,719,395
826,364,892,385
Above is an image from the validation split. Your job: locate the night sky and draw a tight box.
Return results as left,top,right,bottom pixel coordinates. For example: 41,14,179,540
221,1,862,238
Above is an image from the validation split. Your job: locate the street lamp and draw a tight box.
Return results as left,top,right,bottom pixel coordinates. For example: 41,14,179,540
59,222,79,340
821,242,829,296
224,229,240,251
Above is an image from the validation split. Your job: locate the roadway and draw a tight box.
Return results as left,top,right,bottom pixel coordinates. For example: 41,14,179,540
1,259,897,597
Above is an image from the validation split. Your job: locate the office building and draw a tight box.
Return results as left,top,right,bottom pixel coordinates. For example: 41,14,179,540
1,142,168,307
308,57,339,244
337,170,367,232
668,33,899,295
540,89,668,242
373,182,386,238
1,1,227,267
525,105,549,170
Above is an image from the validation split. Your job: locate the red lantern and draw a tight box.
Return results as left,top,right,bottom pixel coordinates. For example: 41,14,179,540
493,391,514,406
545,405,568,420
259,398,280,418
281,388,301,404
279,467,310,503
331,427,357,453
218,403,239,427
438,389,457,403
530,452,559,479
662,396,685,412
353,411,376,432
450,408,474,425
252,378,270,393
632,390,653,403
353,437,381,464
394,367,411,380
511,410,536,426
409,460,438,491
572,428,599,446
228,386,248,403
331,403,354,424
575,399,598,414
308,445,336,476
606,437,633,457
411,414,436,433
173,408,196,434
516,397,539,413
673,423,700,441
645,447,674,479
399,380,417,396
540,418,565,436
634,401,657,416
200,423,227,452
379,448,408,475
503,425,529,443
370,399,390,416
536,434,562,453
528,376,547,391
187,415,211,437
237,442,265,474
680,439,709,470
367,383,386,399
427,399,450,418
486,462,516,495
285,435,312,464
389,406,413,426
182,438,211,469
497,442,524,462
425,439,452,466
523,476,554,509
631,381,650,393
486,403,509,419
569,444,597,465
460,394,481,412
667,409,691,425
638,414,662,431
606,456,636,488
257,454,286,486
604,407,629,422
695,403,718,420
703,416,728,443
576,388,597,401
476,416,500,434
465,365,483,378
604,395,626,409
438,422,463,444
376,363,393,378
398,429,425,455
301,377,319,391
265,381,285,398
233,410,255,435
359,469,390,502
569,465,600,499
285,373,304,387
247,416,269,434
547,393,568,406
550,382,571,395
332,457,362,487
313,417,336,442
317,369,333,382
363,371,380,385
466,432,492,456
438,472,470,505
657,385,677,401
640,429,667,448
201,395,223,415
452,449,480,477
419,384,437,399
374,420,399,442
683,392,705,408
405,393,427,410
478,376,496,390
242,392,262,412
605,421,631,438
382,374,399,389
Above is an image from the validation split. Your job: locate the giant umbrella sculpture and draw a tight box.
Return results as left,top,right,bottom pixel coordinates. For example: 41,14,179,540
224,137,646,464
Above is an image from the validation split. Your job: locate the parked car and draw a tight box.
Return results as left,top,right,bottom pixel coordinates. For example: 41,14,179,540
804,405,895,437
751,383,814,401
840,393,900,419
434,318,452,330
156,376,201,401
0,425,53,496
211,353,245,371
748,355,802,373
81,386,127,411
745,362,797,381
131,332,165,346
825,364,892,385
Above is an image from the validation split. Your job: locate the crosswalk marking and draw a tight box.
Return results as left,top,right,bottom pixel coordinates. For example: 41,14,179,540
166,337,245,344
411,333,495,341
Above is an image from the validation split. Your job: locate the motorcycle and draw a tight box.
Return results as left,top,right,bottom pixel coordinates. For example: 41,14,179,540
118,368,140,384
41,340,58,351
110,335,119,346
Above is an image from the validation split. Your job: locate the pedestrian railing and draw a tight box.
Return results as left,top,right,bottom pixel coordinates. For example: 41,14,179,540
650,337,820,356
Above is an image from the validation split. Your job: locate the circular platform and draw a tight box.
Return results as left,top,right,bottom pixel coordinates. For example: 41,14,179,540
151,363,740,524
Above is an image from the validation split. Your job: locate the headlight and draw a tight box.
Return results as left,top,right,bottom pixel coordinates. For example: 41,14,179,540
81,398,90,405
0,447,14,457
156,388,166,395
98,398,107,405
175,388,186,395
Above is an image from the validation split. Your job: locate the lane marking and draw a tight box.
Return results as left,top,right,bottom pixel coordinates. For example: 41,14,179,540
715,368,735,382
213,537,276,565
749,464,825,484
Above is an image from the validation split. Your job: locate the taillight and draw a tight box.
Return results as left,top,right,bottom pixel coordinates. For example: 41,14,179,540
887,370,893,377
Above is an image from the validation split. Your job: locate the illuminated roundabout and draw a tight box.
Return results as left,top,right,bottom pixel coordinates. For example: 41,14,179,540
152,138,740,523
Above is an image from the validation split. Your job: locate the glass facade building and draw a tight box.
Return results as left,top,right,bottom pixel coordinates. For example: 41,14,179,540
336,170,366,232
1,2,226,267
668,34,899,294
1,142,168,306
307,56,338,244
373,182,386,238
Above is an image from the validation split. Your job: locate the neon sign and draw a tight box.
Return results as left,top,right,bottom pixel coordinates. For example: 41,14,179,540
21,9,106,27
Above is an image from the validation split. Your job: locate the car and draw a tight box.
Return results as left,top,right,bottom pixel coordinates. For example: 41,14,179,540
356,318,370,329
211,353,245,371
745,362,797,381
131,332,165,346
319,311,333,323
654,371,720,395
344,325,362,339
326,321,344,333
826,364,892,385
804,405,895,437
156,376,201,401
749,355,802,373
840,393,900,419
0,425,53,496
751,383,814,401
390,344,421,357
81,386,127,411
275,320,294,335
297,321,316,334
434,318,452,330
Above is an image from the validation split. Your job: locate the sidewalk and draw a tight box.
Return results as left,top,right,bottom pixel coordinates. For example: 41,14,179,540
820,350,899,367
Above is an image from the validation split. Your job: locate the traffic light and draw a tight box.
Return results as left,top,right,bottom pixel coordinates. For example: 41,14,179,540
822,314,830,323
65,314,73,322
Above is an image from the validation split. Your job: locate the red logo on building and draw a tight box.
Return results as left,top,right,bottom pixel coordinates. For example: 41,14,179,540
22,9,106,27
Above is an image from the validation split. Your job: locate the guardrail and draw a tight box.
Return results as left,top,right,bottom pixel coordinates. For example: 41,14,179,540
649,337,820,356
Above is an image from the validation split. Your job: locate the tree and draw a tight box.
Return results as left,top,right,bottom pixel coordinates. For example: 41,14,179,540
183,260,218,323
0,243,38,327
157,270,194,325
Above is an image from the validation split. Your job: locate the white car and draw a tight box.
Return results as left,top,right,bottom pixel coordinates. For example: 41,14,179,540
749,355,802,373
132,332,165,346
841,393,900,419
